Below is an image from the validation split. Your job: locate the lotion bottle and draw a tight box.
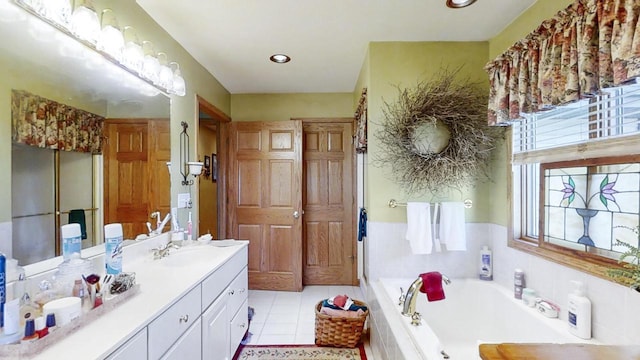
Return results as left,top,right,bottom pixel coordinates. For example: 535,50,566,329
479,245,493,280
568,280,591,339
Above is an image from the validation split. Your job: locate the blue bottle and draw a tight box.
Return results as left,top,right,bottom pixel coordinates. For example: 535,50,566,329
0,252,5,328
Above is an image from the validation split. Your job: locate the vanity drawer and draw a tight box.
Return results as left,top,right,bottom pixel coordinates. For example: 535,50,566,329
148,285,202,360
201,246,248,311
226,267,248,318
230,299,249,356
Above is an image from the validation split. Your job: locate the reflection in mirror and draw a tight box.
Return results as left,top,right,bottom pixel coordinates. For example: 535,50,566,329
2,1,170,266
542,156,640,261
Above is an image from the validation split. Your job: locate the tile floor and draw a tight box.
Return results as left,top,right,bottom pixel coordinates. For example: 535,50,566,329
246,285,365,345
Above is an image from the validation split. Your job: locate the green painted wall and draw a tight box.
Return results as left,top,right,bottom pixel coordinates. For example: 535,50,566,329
230,93,353,122
365,42,491,223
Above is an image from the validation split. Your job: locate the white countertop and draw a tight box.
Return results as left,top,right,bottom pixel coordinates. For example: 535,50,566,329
27,238,248,359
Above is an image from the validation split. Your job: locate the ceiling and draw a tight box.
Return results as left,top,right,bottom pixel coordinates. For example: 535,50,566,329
137,0,537,94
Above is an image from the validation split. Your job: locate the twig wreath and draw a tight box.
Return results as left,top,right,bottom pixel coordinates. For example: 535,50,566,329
376,68,504,194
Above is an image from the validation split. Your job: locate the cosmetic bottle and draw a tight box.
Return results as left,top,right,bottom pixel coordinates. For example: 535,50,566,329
34,316,48,338
479,245,493,280
187,211,193,241
61,223,82,262
16,275,40,327
568,280,591,339
104,223,123,276
45,313,57,333
514,269,525,299
1,252,6,330
21,319,38,343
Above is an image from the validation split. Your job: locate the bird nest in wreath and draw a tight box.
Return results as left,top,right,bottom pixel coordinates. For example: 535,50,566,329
376,69,504,194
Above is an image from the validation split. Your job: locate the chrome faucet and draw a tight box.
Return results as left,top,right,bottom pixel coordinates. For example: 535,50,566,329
402,273,451,317
151,243,179,259
148,212,171,235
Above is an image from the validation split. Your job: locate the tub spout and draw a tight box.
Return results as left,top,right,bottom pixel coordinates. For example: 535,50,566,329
402,273,450,317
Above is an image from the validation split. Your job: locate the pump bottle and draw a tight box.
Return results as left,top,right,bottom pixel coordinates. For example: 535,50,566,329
567,280,591,339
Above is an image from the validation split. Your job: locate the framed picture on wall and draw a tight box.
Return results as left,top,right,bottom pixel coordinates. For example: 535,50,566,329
203,155,211,178
211,153,217,182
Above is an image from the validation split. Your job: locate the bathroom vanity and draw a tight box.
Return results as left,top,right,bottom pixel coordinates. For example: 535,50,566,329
12,236,248,360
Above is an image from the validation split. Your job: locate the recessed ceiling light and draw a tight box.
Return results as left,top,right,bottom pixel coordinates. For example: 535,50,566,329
270,54,291,64
446,0,477,8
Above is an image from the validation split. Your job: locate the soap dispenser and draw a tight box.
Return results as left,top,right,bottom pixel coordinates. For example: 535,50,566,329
567,280,591,339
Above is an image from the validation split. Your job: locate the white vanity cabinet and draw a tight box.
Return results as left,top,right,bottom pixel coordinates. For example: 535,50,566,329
148,285,202,359
97,244,249,360
105,328,148,360
160,317,203,360
201,252,249,360
202,293,230,360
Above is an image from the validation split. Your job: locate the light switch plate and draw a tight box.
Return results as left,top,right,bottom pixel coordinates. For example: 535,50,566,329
178,193,191,208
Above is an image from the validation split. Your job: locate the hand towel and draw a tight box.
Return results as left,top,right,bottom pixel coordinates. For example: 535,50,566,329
68,209,87,240
419,271,445,302
358,208,367,242
439,202,466,251
405,202,432,254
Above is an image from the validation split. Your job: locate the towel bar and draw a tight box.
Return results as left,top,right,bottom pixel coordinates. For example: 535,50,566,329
388,199,472,209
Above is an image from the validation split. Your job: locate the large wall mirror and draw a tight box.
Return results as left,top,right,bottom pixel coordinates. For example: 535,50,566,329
2,2,171,266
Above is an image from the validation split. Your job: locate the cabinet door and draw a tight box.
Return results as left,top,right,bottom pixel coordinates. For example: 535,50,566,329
160,317,202,360
148,285,202,359
202,294,230,360
230,299,249,356
106,328,148,360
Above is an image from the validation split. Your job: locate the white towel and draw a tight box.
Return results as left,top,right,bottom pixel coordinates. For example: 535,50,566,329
439,202,466,251
405,202,433,254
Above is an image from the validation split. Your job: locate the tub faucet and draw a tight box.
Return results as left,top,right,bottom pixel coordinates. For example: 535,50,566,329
402,273,451,317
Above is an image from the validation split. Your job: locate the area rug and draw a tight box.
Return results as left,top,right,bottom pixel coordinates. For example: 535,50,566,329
233,344,367,360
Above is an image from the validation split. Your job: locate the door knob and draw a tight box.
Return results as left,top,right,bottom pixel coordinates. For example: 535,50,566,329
293,211,300,219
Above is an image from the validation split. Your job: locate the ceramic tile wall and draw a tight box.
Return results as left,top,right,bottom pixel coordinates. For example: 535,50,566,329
365,222,491,282
0,221,12,257
365,221,640,345
489,224,640,345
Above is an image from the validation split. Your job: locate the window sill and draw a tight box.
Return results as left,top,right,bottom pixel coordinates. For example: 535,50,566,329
508,237,623,284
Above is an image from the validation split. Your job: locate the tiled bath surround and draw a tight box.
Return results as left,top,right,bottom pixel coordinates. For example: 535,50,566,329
365,221,640,358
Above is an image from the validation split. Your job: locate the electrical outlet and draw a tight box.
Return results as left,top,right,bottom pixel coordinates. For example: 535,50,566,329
178,193,191,208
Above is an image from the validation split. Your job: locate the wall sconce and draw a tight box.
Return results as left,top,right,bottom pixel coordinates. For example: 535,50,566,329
179,121,203,186
13,0,187,96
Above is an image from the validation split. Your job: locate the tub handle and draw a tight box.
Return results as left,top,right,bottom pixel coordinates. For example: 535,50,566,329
441,350,450,359
398,287,406,306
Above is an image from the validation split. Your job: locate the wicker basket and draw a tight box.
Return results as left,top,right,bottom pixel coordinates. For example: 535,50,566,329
314,299,368,348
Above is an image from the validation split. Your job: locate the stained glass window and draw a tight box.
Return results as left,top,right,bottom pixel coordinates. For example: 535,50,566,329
542,157,640,257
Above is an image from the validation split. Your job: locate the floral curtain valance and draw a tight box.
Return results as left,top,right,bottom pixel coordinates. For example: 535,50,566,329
11,90,104,154
485,0,640,125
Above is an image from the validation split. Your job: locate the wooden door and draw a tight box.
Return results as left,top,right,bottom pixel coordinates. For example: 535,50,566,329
104,120,171,239
228,121,303,291
302,120,356,285
104,122,149,238
149,120,171,232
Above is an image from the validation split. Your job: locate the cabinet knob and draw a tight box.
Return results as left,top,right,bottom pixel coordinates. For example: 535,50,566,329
239,323,246,328
179,314,189,323
228,289,235,295
239,288,246,293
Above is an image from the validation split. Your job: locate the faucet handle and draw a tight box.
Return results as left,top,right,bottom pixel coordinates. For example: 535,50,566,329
410,312,422,326
398,287,406,306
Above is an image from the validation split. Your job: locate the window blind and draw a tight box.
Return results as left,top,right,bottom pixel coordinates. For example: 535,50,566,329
512,80,640,165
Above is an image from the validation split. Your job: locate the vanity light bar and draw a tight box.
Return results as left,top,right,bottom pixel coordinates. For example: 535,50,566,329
13,0,186,96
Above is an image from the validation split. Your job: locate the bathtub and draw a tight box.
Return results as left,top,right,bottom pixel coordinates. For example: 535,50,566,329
368,278,596,360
